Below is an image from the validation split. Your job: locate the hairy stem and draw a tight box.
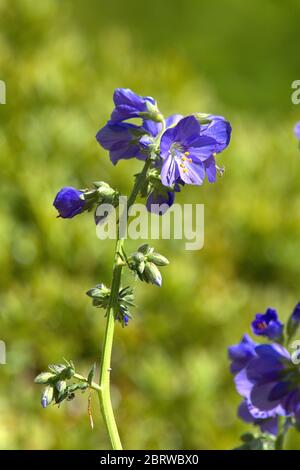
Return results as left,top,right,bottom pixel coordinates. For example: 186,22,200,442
98,158,152,450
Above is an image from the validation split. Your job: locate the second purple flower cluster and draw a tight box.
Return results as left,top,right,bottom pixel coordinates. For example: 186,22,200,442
229,303,300,436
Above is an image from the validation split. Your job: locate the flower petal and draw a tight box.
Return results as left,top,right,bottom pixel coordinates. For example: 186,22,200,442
250,382,282,411
204,155,217,183
160,127,177,157
161,154,180,186
173,116,200,145
200,115,232,153
178,159,205,185
234,368,253,399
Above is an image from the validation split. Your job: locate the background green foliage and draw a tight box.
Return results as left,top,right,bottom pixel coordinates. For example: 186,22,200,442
1,0,300,450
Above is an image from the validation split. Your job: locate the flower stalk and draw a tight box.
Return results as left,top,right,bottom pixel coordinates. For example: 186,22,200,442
98,158,152,450
35,88,231,451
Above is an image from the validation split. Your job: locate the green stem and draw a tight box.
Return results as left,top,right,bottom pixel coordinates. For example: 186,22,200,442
73,372,102,392
98,158,152,450
275,416,287,450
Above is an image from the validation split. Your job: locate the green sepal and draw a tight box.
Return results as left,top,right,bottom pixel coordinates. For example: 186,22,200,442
34,372,56,384
48,364,66,374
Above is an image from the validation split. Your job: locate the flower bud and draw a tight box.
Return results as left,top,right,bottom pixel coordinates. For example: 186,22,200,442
138,244,153,255
141,100,164,123
132,252,145,264
41,385,54,408
86,283,111,308
143,262,162,287
94,181,119,205
146,190,175,215
60,366,75,380
139,134,156,152
128,251,146,275
34,372,56,384
116,311,131,327
146,252,169,266
251,308,283,340
53,187,86,219
93,183,119,225
56,380,67,394
137,260,145,274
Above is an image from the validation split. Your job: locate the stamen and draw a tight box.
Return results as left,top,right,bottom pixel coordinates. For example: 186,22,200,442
216,165,225,177
257,321,267,331
180,163,185,168
188,158,192,163
181,156,187,161
183,168,187,173
184,151,190,156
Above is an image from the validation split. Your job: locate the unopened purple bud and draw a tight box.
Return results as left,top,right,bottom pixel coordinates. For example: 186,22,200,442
251,308,283,340
143,262,162,287
53,187,85,219
41,397,48,408
41,385,54,408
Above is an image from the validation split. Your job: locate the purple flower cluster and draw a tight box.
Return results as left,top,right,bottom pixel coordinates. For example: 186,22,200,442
229,303,300,436
96,88,231,213
53,89,231,218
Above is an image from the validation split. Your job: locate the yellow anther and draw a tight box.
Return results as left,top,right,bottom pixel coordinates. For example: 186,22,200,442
180,163,185,168
188,158,192,163
183,168,187,173
181,156,187,161
184,151,190,156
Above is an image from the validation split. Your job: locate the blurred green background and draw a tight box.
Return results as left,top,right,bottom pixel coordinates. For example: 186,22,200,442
1,0,300,450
